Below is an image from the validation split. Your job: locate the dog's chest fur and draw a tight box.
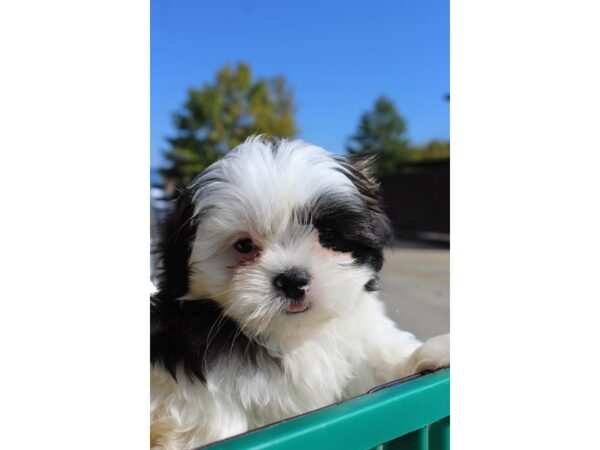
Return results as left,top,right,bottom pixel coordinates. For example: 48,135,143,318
150,295,398,449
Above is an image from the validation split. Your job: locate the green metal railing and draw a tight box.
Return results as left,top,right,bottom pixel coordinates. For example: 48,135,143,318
202,369,450,450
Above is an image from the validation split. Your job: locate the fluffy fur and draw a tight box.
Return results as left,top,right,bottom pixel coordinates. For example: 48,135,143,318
151,137,449,450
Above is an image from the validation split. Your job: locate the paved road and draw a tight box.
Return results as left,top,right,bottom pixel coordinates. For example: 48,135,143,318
378,241,449,341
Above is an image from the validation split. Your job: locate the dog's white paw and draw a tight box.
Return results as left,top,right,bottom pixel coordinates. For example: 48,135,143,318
399,334,450,377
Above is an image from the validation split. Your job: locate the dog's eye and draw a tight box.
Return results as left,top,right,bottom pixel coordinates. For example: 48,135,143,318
318,226,347,252
320,227,336,241
233,237,255,254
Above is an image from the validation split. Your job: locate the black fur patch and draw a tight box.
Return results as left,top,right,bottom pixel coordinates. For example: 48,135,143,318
151,295,276,383
365,276,380,292
315,156,392,272
334,155,393,247
310,195,387,271
153,188,197,299
153,168,225,298
294,166,392,273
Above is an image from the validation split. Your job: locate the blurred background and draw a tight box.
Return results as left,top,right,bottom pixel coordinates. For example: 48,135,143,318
151,0,449,340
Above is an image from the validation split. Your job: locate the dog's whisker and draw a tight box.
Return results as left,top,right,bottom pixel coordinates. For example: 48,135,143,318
228,326,245,360
202,309,229,368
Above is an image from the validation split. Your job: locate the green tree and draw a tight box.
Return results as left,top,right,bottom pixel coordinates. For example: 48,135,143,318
408,140,450,162
160,62,297,186
346,96,410,176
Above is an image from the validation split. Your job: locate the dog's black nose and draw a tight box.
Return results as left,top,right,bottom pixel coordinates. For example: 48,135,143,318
273,269,311,300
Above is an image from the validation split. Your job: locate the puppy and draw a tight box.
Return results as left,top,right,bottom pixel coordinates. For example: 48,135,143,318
151,137,449,450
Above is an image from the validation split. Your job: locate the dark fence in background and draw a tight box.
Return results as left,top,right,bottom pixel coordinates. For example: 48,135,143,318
379,159,449,243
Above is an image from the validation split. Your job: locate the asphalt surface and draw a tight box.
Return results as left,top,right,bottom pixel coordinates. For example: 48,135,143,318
378,241,449,341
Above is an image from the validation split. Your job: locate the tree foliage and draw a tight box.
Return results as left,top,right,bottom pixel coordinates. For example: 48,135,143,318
347,96,449,176
347,96,411,175
160,62,297,186
408,140,450,161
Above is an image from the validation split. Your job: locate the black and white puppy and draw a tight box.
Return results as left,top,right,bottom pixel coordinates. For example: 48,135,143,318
151,137,449,450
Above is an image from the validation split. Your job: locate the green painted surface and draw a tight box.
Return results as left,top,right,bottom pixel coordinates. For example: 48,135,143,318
202,369,450,450
384,427,428,450
429,417,450,450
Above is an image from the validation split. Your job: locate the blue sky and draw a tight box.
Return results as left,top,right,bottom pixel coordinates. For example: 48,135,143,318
151,0,449,167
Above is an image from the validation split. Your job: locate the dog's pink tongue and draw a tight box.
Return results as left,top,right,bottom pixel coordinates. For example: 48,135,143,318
287,302,308,313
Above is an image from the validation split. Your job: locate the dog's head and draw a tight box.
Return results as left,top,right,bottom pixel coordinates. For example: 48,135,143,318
156,137,391,340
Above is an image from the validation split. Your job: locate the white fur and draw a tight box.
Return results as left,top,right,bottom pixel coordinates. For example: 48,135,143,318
151,138,449,449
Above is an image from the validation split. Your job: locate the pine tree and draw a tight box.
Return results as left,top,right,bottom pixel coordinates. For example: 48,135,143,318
346,96,410,176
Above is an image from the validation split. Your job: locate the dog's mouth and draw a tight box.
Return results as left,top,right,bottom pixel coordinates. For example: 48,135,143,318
285,300,311,314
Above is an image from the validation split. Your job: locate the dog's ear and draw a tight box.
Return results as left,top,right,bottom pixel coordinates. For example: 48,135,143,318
155,188,198,300
338,155,393,246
